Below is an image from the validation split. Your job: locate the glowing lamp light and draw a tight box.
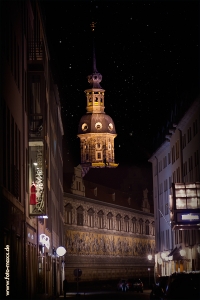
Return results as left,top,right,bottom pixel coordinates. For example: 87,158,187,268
56,246,66,256
165,256,169,261
161,252,167,259
148,254,153,261
39,234,50,249
180,249,186,256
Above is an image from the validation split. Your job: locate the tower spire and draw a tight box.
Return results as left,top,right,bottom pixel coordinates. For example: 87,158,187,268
87,22,102,89
90,22,98,73
93,39,98,73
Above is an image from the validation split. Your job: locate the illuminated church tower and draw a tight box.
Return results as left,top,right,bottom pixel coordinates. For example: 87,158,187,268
78,23,118,171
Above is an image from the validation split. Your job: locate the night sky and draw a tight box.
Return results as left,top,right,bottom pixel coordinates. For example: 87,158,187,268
41,1,200,169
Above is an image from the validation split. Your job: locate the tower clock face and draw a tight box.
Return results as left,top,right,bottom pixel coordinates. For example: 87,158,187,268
82,123,88,131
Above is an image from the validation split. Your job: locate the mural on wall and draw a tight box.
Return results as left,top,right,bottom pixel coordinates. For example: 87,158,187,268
65,230,155,257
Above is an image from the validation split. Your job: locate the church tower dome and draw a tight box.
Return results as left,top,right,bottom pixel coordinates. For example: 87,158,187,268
78,23,118,169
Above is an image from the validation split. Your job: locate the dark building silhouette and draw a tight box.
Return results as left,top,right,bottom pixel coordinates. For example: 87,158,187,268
1,1,64,298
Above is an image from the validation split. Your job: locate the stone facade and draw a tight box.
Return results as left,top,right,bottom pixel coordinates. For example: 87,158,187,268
63,177,155,281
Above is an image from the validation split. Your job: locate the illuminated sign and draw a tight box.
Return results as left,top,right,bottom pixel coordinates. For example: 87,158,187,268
177,212,200,223
39,234,50,249
170,182,200,230
182,214,199,220
29,143,46,216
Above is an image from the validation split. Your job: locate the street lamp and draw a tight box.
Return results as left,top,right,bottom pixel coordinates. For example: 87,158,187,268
148,268,151,287
56,246,67,284
148,254,156,285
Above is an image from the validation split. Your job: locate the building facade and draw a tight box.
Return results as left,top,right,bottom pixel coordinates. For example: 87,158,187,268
149,97,200,277
1,1,64,299
64,165,155,282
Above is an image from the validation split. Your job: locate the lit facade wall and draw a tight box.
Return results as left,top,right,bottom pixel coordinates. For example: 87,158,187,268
149,97,200,276
1,1,64,299
63,167,155,282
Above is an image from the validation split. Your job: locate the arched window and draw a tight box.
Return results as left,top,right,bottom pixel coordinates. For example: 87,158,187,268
124,215,130,232
65,203,73,224
116,214,122,231
152,221,155,236
87,208,94,228
77,206,84,226
107,212,113,230
97,210,104,229
139,218,144,234
145,220,150,235
132,217,137,233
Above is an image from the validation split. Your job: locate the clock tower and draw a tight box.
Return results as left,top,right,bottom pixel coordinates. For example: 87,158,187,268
77,24,118,172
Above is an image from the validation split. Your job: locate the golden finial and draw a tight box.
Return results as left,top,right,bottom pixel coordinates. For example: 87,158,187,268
90,21,97,31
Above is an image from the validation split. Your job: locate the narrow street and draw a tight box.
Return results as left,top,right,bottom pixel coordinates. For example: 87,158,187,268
58,289,151,300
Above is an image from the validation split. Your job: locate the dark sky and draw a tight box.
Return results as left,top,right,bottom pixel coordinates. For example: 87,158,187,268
41,1,200,169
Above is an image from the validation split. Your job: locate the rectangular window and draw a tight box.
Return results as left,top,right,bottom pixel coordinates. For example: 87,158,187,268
77,213,83,226
107,218,113,230
66,211,72,224
98,216,103,229
116,219,121,231
139,223,143,234
125,221,129,232
132,222,136,233
168,152,171,164
145,224,149,235
88,214,94,227
96,151,102,160
159,161,162,172
175,141,179,160
187,127,192,143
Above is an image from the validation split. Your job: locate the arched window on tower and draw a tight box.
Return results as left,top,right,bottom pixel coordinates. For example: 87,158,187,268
116,214,122,231
65,203,73,224
107,212,113,230
98,210,104,229
77,206,84,226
